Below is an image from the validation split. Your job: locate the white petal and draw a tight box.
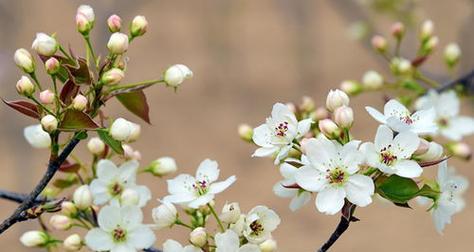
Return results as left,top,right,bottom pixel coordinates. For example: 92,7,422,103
316,187,346,215
438,90,460,117
127,226,156,249
279,162,298,179
163,239,184,252
238,244,261,252
90,179,111,205
393,160,423,178
294,165,327,192
252,146,278,157
188,194,215,208
23,124,51,148
130,185,152,207
374,125,393,150
359,142,379,167
289,191,312,211
111,243,135,252
386,117,412,133
384,99,409,117
208,176,236,194
392,131,419,158
167,174,196,195
411,108,438,134
120,205,143,230
118,160,139,184
252,124,273,147
297,118,313,136
97,159,119,180
162,193,196,204
271,103,297,125
273,180,296,198
98,205,121,231
345,175,374,207
85,228,114,251
274,145,292,164
305,136,336,169
215,230,240,252
365,106,387,124
196,159,219,183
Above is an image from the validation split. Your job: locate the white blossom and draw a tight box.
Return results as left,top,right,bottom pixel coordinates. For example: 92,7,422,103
24,124,51,148
273,158,311,212
162,239,202,252
243,206,280,244
215,230,260,252
152,201,178,229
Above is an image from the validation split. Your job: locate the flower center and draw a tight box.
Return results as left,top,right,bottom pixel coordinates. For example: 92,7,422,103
250,220,264,235
112,227,127,242
274,121,289,137
326,168,346,185
193,180,208,195
437,118,449,128
110,182,124,196
400,115,414,124
380,146,397,166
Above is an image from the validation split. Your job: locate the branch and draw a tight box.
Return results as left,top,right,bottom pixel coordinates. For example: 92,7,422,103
143,248,162,252
0,136,81,234
437,69,474,93
0,190,47,204
318,216,352,252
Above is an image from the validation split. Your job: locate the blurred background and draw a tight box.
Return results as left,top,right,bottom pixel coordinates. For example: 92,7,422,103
0,0,473,251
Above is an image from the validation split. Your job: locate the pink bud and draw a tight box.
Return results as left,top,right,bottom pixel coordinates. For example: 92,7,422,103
107,14,122,33
16,76,35,96
319,119,339,138
72,94,87,111
314,107,329,121
39,89,55,104
371,35,387,52
101,68,125,85
45,57,60,75
391,22,405,39
414,138,430,155
334,106,354,128
130,15,148,37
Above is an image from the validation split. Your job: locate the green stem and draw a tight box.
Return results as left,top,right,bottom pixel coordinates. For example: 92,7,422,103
175,219,194,230
208,203,225,232
415,71,440,88
108,79,164,92
29,72,43,91
29,96,56,116
84,36,97,67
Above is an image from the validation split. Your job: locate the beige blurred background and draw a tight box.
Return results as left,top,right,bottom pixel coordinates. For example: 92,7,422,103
0,0,473,251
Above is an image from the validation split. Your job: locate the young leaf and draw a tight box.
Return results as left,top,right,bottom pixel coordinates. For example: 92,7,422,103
64,58,92,84
2,99,40,119
97,129,124,154
59,160,81,173
59,110,99,130
53,177,78,189
376,175,420,203
115,90,151,123
60,79,80,105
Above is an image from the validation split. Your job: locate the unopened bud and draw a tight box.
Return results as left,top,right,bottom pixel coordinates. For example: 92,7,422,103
63,234,82,251
32,33,58,56
326,89,349,112
41,115,58,132
152,201,178,229
120,188,140,206
362,70,383,90
448,142,471,160
148,157,177,176
163,64,193,87
371,35,387,53
260,239,277,252
190,227,207,247
130,16,148,37
87,137,105,155
417,141,443,161
122,144,142,160
14,48,35,73
300,96,315,112
444,43,461,67
39,89,55,104
238,124,253,142
72,94,87,111
107,14,122,32
319,119,339,137
101,68,124,85
49,214,72,230
73,185,92,210
220,202,241,224
390,57,412,75
16,76,35,96
20,231,49,247
414,138,430,156
107,32,129,54
45,57,60,75
340,80,362,95
314,107,329,121
420,20,434,41
334,106,354,128
76,5,95,35
110,118,141,142
423,36,439,54
61,201,77,217
391,22,405,39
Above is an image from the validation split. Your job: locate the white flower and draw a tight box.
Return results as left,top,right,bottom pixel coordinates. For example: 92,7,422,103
41,115,58,132
430,161,468,234
151,201,178,229
252,103,312,164
295,136,374,215
415,90,474,141
162,239,202,252
24,124,51,148
215,230,260,252
110,118,141,142
89,159,151,207
366,99,437,135
85,205,155,252
417,141,443,161
31,33,58,56
163,64,193,87
243,206,280,244
163,159,236,208
273,158,311,212
361,125,422,178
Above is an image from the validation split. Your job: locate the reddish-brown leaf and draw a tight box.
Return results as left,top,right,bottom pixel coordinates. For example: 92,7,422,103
115,90,151,124
64,58,92,84
60,79,80,105
59,160,81,173
59,110,99,130
2,99,40,119
419,156,450,167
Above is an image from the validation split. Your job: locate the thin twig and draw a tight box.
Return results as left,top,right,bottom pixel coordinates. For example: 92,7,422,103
318,216,352,252
143,248,162,252
0,190,47,204
437,69,474,93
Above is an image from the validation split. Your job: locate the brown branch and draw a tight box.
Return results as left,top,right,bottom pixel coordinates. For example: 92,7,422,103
437,69,474,93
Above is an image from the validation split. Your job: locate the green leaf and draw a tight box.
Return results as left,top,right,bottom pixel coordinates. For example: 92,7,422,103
417,184,440,200
376,175,420,204
115,90,151,124
97,129,124,154
59,110,99,130
52,177,78,189
402,80,425,94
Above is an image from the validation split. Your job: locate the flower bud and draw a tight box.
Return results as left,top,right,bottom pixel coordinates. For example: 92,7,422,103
238,124,253,142
20,231,49,247
76,5,95,35
63,234,82,251
24,124,51,148
334,106,354,128
41,115,58,132
260,239,277,252
49,214,72,230
107,32,129,54
189,227,207,247
163,64,193,87
390,57,412,75
87,137,105,155
220,202,241,224
39,89,55,104
130,15,148,37
107,14,122,32
45,57,60,75
73,185,93,210
417,141,443,161
423,36,439,54
152,201,178,229
420,20,434,41
300,96,315,112
326,89,349,112
31,33,58,56
61,201,77,217
319,119,339,137
14,48,35,73
16,76,35,96
391,22,405,39
101,68,125,85
120,188,140,206
314,107,329,121
148,157,177,176
414,138,430,156
444,43,461,67
72,94,87,111
371,35,387,53
110,118,141,142
122,144,142,160
447,142,471,160
362,70,383,90
340,80,362,96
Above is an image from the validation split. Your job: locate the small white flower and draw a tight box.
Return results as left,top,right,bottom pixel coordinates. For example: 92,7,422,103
295,136,374,215
31,33,58,56
152,201,178,229
252,103,312,164
366,99,437,135
89,159,151,207
361,125,422,178
417,141,444,161
162,239,202,252
24,124,51,148
415,90,474,141
87,137,105,155
243,205,281,244
85,205,155,252
273,158,311,212
163,159,236,208
444,43,461,66
215,230,260,252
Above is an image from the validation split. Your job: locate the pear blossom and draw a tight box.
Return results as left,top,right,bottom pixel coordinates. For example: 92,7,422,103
295,136,374,215
151,201,178,229
366,99,437,135
24,124,51,148
89,159,151,207
243,206,280,244
215,230,260,252
360,125,422,178
252,103,312,164
85,205,155,252
415,90,474,141
163,159,236,208
273,158,311,212
162,239,202,252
